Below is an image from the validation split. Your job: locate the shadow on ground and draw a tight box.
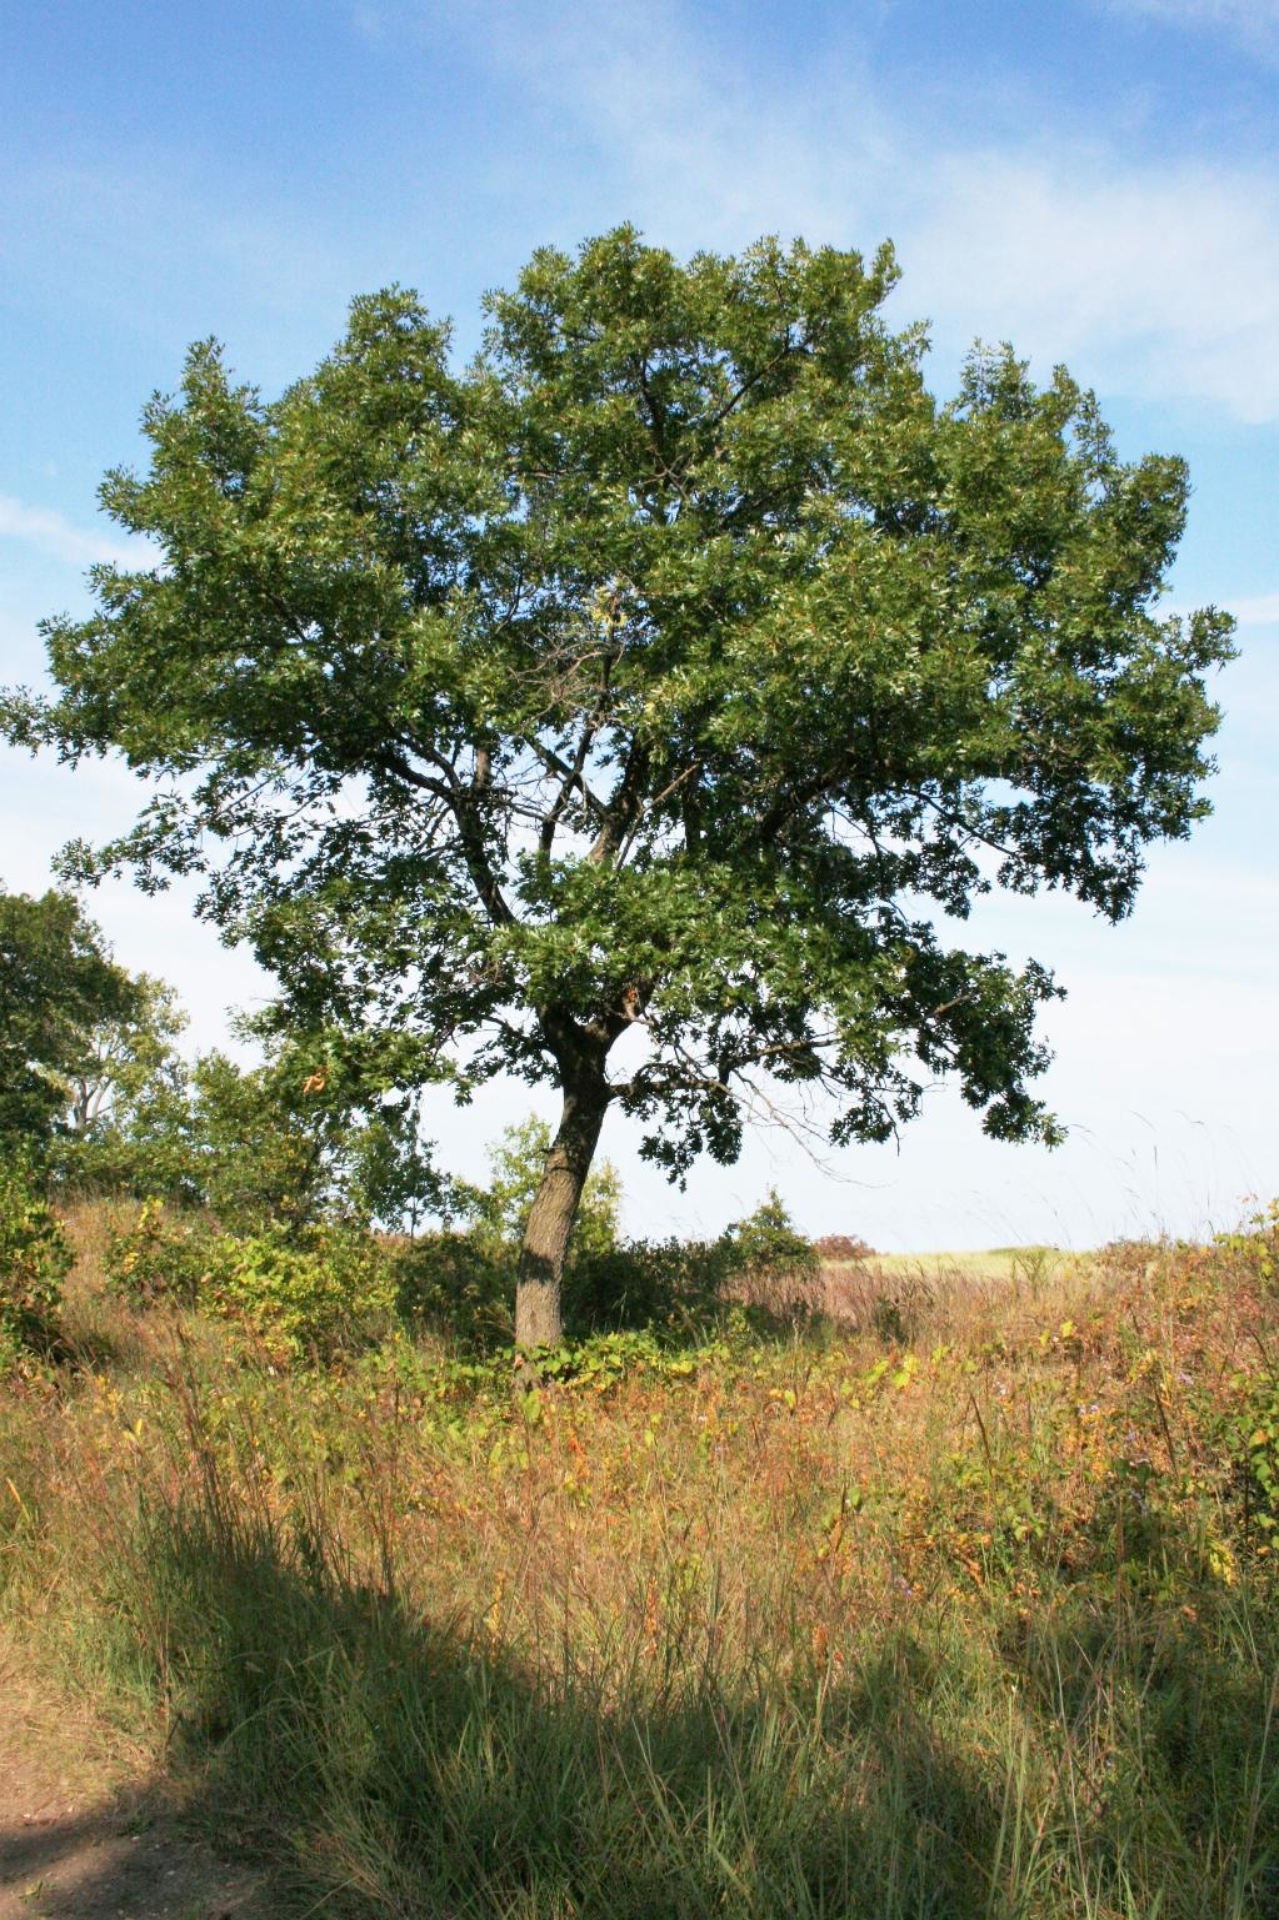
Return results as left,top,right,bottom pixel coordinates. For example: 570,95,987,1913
0,1781,270,1920
47,1488,1017,1920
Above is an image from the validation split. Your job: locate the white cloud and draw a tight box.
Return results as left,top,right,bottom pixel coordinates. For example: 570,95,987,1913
1230,590,1279,626
414,1,1279,423
1099,0,1279,58
464,0,891,253
0,495,155,570
903,153,1279,422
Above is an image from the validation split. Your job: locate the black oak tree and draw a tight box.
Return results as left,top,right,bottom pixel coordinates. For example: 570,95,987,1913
4,231,1234,1346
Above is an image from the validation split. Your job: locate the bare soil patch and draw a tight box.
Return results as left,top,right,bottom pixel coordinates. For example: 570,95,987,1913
0,1634,274,1920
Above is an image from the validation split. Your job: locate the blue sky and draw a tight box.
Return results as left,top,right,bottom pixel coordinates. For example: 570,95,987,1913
1,0,1276,1248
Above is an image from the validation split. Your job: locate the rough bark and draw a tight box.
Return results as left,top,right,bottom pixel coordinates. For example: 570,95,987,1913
514,1066,610,1352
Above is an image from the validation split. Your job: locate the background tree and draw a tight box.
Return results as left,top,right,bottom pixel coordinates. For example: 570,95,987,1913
460,1115,622,1268
75,1018,443,1231
62,972,186,1133
723,1189,819,1294
177,1029,443,1233
0,1151,73,1370
0,884,142,1154
4,230,1234,1348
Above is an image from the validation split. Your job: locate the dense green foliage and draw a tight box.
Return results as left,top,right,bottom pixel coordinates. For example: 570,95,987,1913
103,1195,228,1308
724,1186,820,1287
105,1202,401,1361
208,1225,400,1363
5,228,1235,1337
0,884,143,1152
95,1122,826,1359
168,1036,440,1230
69,1014,442,1231
59,970,186,1134
458,1115,622,1260
0,1154,72,1367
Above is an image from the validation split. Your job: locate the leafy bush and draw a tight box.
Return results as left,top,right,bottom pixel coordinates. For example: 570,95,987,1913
1215,1199,1279,1286
393,1230,515,1349
461,1117,622,1260
724,1190,816,1275
394,1226,736,1349
0,1156,73,1366
210,1226,399,1364
719,1190,818,1319
404,1116,629,1342
105,1201,401,1361
105,1197,232,1308
564,1237,733,1335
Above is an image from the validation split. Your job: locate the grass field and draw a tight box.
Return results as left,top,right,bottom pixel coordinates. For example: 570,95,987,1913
3,1207,1279,1916
867,1247,1071,1283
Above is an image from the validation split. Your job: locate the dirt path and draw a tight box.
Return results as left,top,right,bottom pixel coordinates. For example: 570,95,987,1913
0,1636,275,1919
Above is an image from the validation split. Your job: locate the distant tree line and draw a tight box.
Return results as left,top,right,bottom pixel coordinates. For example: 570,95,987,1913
0,881,441,1229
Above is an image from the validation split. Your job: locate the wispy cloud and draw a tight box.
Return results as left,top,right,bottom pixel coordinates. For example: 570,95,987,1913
1229,590,1279,626
905,153,1279,423
0,495,156,570
1096,0,1279,59
449,0,891,253
394,0,1279,424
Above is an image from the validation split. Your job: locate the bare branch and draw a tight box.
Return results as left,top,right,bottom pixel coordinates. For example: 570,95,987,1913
528,739,608,825
376,746,515,927
589,737,652,866
539,715,603,857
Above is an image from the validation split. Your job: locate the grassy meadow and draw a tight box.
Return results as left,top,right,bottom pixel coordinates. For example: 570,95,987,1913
4,1205,1279,1916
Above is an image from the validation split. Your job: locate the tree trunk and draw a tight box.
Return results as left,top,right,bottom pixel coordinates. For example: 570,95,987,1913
514,1069,609,1353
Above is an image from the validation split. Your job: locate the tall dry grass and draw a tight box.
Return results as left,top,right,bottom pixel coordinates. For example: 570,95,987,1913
2,1206,1279,1915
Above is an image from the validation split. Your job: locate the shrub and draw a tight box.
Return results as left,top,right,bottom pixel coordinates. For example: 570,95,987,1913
210,1225,399,1364
1215,1199,1279,1286
563,1237,732,1335
720,1190,818,1318
724,1190,816,1275
393,1230,515,1349
462,1117,622,1263
812,1232,875,1263
396,1116,627,1344
0,1156,73,1367
106,1201,402,1361
104,1197,232,1308
393,1227,734,1348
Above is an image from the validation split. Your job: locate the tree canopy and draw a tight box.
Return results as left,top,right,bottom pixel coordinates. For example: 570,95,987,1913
4,228,1235,1344
0,885,143,1152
